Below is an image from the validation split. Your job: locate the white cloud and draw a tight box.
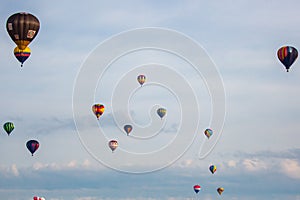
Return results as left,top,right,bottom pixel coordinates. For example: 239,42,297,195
227,160,237,168
280,159,300,179
10,164,19,177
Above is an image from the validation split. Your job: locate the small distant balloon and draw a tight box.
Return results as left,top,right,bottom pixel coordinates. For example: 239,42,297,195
33,197,45,200
92,104,105,119
137,74,146,86
26,139,39,156
277,46,298,72
124,124,133,136
209,165,217,174
204,128,213,139
3,122,14,136
217,187,224,195
14,46,31,67
108,140,118,152
157,107,167,119
193,185,201,193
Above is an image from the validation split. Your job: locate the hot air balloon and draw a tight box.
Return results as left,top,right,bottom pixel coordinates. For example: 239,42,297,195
193,185,201,193
3,122,14,136
137,75,146,86
26,140,39,156
277,46,298,72
209,165,217,174
6,12,40,50
124,124,133,136
92,104,105,119
204,128,213,139
108,140,118,152
14,46,31,67
217,187,224,195
157,107,167,119
33,197,38,200
33,197,45,200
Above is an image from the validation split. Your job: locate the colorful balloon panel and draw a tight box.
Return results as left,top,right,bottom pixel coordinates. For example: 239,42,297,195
6,12,40,50
26,140,39,156
137,74,146,86
277,46,298,72
92,104,105,119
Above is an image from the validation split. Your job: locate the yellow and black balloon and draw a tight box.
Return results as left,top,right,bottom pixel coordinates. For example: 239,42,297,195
6,12,40,67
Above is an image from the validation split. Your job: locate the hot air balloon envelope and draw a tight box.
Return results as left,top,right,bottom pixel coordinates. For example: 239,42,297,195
204,128,213,139
157,108,167,119
3,122,14,135
217,187,224,195
277,46,298,72
209,165,217,174
26,140,39,156
109,140,118,152
137,75,146,86
92,104,105,119
14,46,31,67
124,124,133,135
6,12,40,50
193,185,201,193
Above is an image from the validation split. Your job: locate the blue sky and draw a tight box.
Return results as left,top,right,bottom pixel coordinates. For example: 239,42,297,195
0,0,300,199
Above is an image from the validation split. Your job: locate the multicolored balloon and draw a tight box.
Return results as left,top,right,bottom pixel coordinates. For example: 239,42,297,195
14,46,31,67
137,74,146,86
33,196,45,200
157,107,167,119
277,46,298,72
209,165,217,174
217,187,224,195
3,122,14,136
108,140,118,152
124,124,133,136
6,12,40,50
92,104,105,119
193,185,201,193
26,140,39,156
204,128,213,139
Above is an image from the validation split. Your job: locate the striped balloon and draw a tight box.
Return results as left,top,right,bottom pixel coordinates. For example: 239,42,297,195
3,122,14,136
277,46,298,72
209,165,217,174
193,185,201,193
92,104,105,119
14,46,31,67
137,74,146,86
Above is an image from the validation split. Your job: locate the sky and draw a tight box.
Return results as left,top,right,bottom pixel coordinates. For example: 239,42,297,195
0,0,300,199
